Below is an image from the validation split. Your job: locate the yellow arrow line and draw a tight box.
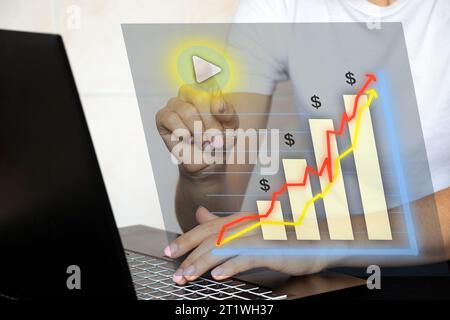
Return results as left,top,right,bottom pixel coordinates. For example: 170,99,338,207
218,89,378,246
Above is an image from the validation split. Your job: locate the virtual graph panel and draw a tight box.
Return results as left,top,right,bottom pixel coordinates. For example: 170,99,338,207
122,23,438,255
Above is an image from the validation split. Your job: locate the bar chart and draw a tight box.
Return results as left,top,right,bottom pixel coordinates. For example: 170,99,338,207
256,92,392,241
214,73,405,248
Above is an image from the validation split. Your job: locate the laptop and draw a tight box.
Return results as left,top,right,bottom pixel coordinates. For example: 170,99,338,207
0,30,292,300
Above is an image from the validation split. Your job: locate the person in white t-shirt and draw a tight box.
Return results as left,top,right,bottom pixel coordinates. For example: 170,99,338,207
155,0,450,284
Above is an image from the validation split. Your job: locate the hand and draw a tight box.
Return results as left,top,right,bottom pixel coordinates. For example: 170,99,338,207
164,207,336,285
156,85,239,174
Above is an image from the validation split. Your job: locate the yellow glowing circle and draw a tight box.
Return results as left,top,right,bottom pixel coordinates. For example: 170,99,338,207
176,45,230,90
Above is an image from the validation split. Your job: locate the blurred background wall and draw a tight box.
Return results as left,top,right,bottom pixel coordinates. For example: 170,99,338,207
1,1,294,231
0,0,240,228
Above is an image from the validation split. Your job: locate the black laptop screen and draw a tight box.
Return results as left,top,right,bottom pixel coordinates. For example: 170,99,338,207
0,30,135,299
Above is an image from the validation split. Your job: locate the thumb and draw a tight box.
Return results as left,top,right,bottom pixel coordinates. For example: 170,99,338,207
195,206,218,224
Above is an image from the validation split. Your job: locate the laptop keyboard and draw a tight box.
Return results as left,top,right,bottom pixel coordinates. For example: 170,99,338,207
125,251,287,300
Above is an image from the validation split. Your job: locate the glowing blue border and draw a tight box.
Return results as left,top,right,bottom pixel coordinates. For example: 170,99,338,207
212,72,419,256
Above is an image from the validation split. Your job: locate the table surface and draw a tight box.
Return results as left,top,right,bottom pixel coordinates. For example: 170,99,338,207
119,225,368,300
120,225,450,300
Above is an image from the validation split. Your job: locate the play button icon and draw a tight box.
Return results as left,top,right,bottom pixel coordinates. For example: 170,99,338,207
177,45,230,89
192,55,222,83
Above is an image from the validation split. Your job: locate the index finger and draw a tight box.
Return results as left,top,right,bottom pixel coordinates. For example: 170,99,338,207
210,90,239,129
178,84,223,136
164,212,252,259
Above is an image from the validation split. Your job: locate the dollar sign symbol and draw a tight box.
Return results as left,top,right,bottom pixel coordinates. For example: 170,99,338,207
310,95,321,109
284,133,295,147
259,178,270,192
345,71,356,86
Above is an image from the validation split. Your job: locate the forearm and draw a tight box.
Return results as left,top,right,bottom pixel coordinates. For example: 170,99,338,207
332,188,450,269
175,164,242,232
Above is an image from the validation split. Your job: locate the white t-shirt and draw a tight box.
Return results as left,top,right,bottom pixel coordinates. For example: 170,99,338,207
232,0,450,193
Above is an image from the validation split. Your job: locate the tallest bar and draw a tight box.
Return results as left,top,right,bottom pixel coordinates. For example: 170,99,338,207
343,95,392,240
